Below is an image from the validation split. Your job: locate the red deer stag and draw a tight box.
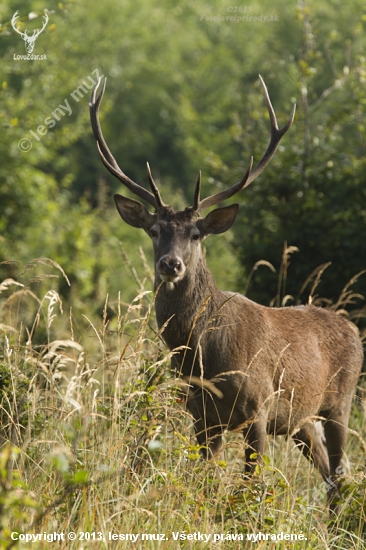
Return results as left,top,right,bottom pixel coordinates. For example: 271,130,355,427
90,76,363,512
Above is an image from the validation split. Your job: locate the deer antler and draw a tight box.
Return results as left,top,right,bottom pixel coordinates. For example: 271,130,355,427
193,158,254,212
90,76,294,213
11,11,49,39
90,77,164,209
32,13,49,39
11,11,26,39
194,75,296,212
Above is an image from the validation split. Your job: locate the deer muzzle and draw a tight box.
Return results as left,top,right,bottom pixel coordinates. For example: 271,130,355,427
157,255,186,283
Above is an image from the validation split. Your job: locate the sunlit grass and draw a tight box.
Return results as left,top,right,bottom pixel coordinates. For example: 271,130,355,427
0,258,365,549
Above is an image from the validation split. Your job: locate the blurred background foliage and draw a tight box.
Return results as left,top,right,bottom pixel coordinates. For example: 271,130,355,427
1,0,366,315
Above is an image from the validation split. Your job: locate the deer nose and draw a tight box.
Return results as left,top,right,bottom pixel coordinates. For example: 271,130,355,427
159,257,182,276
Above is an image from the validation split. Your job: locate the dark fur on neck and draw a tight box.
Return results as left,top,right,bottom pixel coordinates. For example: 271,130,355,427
154,256,223,377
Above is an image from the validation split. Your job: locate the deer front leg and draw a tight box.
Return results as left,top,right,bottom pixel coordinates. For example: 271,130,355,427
193,418,223,459
243,417,267,474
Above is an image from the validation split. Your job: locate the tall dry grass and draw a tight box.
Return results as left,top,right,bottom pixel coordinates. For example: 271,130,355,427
0,256,365,549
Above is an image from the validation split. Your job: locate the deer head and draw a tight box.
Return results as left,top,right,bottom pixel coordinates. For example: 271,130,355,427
11,11,49,54
90,76,295,287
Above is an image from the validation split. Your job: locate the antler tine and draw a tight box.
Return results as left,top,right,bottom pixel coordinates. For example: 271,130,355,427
89,77,158,208
11,11,24,36
243,75,296,188
146,162,165,207
195,76,295,211
193,171,201,211
31,12,49,39
40,12,49,30
90,77,119,172
196,157,253,212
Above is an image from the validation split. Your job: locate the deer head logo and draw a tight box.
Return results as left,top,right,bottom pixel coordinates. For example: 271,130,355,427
11,11,49,54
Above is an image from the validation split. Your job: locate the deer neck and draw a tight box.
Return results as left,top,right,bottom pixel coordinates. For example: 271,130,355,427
154,256,220,352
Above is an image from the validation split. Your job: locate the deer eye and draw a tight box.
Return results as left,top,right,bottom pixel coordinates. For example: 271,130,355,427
191,233,200,241
150,229,159,238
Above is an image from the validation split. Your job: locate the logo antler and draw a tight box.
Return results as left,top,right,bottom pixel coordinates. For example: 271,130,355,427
11,11,49,54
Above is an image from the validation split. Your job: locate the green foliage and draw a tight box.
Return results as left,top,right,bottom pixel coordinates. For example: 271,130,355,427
0,0,365,312
232,1,366,305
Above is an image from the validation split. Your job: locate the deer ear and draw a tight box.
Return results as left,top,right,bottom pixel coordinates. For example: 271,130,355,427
114,194,156,230
198,204,239,236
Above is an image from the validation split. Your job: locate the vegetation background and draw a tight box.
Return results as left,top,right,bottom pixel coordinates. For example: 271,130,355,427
0,0,365,548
